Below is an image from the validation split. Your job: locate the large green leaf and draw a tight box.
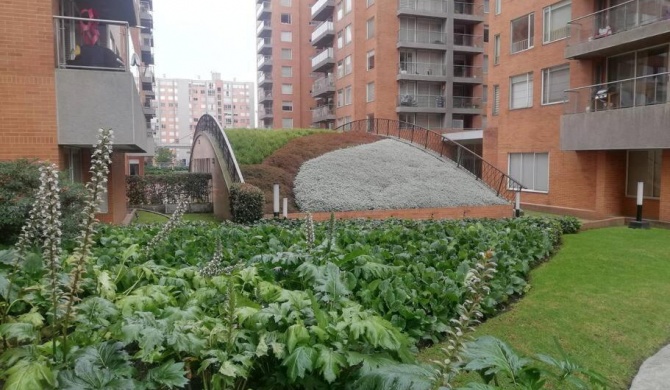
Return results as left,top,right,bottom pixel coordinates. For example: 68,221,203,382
283,346,317,382
350,363,436,390
286,323,310,353
145,360,188,388
0,322,37,343
462,336,532,383
4,360,56,390
315,346,347,383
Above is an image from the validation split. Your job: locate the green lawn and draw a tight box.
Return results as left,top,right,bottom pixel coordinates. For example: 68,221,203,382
420,227,670,389
225,129,327,165
133,211,219,224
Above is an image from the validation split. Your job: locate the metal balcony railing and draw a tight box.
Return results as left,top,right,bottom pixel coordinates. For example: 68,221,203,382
312,105,335,122
398,0,449,13
568,0,669,46
312,21,335,42
398,62,447,76
312,75,335,95
54,15,129,71
258,89,273,100
259,107,273,117
453,65,483,78
311,48,335,67
256,20,271,35
564,72,670,114
311,0,335,19
257,38,272,51
398,29,447,44
256,1,271,18
454,1,483,16
454,33,484,48
258,72,273,84
257,55,272,67
398,94,447,108
453,96,483,109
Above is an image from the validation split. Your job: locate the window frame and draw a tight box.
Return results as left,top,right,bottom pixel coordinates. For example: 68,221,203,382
493,34,501,65
543,0,571,44
281,101,294,112
626,150,662,199
541,64,569,105
508,152,550,193
366,82,375,102
366,50,375,70
366,17,375,39
509,72,534,109
492,84,500,115
280,13,292,24
510,13,535,54
280,31,293,42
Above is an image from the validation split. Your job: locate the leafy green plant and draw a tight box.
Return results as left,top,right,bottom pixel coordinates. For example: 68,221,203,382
126,173,212,205
556,216,582,235
229,183,264,224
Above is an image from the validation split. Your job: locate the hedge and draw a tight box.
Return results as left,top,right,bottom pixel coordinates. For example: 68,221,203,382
127,173,212,205
230,183,264,224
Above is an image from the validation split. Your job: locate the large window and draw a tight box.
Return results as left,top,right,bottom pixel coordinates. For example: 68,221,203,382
495,0,501,14
509,152,549,192
627,150,662,198
345,25,352,44
543,0,571,43
280,31,293,42
510,72,533,109
366,18,375,39
281,84,293,94
511,13,534,53
282,118,294,128
344,85,352,105
541,64,569,105
493,34,501,65
344,55,352,75
366,82,375,102
281,101,293,111
281,48,292,59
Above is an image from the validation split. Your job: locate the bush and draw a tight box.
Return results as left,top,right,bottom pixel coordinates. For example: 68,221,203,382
557,215,582,234
126,173,212,205
0,160,87,245
230,183,264,224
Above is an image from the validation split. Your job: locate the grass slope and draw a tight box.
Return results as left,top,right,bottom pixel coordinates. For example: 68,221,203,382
420,227,670,389
225,129,326,165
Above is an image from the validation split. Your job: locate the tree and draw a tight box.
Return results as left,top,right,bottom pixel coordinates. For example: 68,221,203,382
154,147,174,167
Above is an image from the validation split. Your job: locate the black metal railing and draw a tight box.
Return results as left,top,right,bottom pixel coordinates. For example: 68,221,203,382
190,114,244,184
335,118,524,202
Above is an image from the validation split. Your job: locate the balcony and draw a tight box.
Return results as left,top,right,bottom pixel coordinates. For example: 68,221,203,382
397,0,448,18
143,99,156,117
312,105,336,123
140,2,153,29
561,72,670,150
452,96,483,114
312,75,335,98
140,66,154,86
566,0,670,59
257,55,272,71
257,20,272,37
397,62,447,82
442,128,484,141
453,34,484,52
453,1,485,23
258,89,273,103
142,47,154,65
259,107,273,120
257,1,271,20
53,15,149,153
311,21,335,48
453,65,483,83
398,29,447,50
311,48,335,72
257,38,272,54
258,72,273,86
397,94,447,113
311,0,335,21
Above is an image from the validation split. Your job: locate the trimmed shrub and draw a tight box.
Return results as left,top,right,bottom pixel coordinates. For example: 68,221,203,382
230,183,264,224
557,215,582,234
126,173,212,205
0,160,87,245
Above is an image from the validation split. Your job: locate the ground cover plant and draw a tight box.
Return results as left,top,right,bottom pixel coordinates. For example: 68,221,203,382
225,129,327,165
238,131,379,213
133,211,219,225
421,226,670,389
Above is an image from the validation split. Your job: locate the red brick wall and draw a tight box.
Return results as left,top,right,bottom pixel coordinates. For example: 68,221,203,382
660,150,670,221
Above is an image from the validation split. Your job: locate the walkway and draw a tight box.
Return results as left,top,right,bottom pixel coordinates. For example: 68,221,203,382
630,344,670,390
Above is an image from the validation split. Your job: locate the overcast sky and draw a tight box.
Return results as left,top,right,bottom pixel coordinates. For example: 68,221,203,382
153,0,256,82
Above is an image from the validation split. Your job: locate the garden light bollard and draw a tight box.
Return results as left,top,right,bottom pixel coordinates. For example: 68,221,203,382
273,184,280,218
514,191,521,218
629,181,650,229
283,198,288,218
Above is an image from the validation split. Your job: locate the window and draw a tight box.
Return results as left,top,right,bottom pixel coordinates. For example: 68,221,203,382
492,85,500,115
280,13,292,24
541,64,569,105
337,60,344,78
280,31,293,42
366,82,375,102
484,25,489,42
511,13,534,53
344,55,352,75
484,0,490,13
337,89,344,107
281,84,293,94
281,48,292,59
495,0,501,14
627,150,662,198
366,18,375,39
337,31,344,48
345,0,352,13
367,50,375,70
482,85,488,103
336,1,344,20
509,153,549,192
280,0,291,6
282,101,293,111
281,66,293,77
282,118,294,128
344,85,352,105
345,25,352,44
483,55,489,74
367,0,375,6
493,34,500,64
510,73,533,109
543,0,571,43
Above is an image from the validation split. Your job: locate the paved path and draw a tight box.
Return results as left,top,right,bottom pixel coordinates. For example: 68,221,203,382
630,344,670,390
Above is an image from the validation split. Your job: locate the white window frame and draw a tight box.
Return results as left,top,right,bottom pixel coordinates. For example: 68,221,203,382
510,13,534,54
543,0,571,44
492,85,500,115
344,85,352,105
495,0,501,15
510,72,534,109
366,82,375,102
281,48,292,60
281,101,293,112
508,152,550,193
280,13,292,24
345,24,352,44
281,83,293,95
541,64,569,105
282,118,294,128
344,55,352,75
493,34,501,65
366,17,375,39
281,66,293,77
367,50,375,70
280,31,293,42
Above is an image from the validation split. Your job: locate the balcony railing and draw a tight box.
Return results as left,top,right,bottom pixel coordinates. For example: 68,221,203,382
312,21,335,42
398,29,447,45
54,15,129,72
312,105,335,122
398,94,446,108
256,1,271,19
398,62,447,76
257,20,272,35
453,65,483,79
258,72,273,84
311,48,335,68
259,107,273,118
257,38,272,52
454,1,483,16
564,72,670,114
453,96,483,109
568,0,669,46
258,89,273,101
398,0,449,13
257,55,272,68
311,0,335,20
454,33,484,48
312,75,335,95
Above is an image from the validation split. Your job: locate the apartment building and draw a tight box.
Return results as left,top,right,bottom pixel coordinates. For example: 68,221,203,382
155,73,255,164
0,0,154,224
486,0,670,222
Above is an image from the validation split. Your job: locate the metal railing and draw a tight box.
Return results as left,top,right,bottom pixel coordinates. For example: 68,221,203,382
258,89,273,100
568,0,669,46
311,0,334,17
312,48,335,67
398,94,446,108
454,1,483,16
257,55,272,67
54,15,129,71
454,65,483,78
312,105,335,122
259,107,273,117
256,20,272,35
398,62,447,76
256,1,271,18
312,75,335,95
190,114,244,184
454,33,484,48
312,21,335,42
398,0,449,13
399,29,447,45
258,72,272,84
564,72,670,114
257,38,272,51
453,96,484,109
335,118,524,202
511,38,533,53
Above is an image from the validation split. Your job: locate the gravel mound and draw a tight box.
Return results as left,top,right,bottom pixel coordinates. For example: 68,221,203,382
294,139,509,212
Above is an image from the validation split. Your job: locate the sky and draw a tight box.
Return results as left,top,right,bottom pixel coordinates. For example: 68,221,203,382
153,0,256,82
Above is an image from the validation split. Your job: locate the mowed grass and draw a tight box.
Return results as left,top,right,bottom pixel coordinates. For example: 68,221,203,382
133,211,219,224
420,227,670,389
225,129,328,165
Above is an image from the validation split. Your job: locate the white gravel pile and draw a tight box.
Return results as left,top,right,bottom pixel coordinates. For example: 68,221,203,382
294,139,509,212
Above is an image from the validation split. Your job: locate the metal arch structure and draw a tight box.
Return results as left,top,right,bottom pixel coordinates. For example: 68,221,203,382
189,114,244,219
335,118,524,203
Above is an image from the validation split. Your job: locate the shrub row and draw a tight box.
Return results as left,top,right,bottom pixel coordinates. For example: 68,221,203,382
126,173,212,205
229,183,264,224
